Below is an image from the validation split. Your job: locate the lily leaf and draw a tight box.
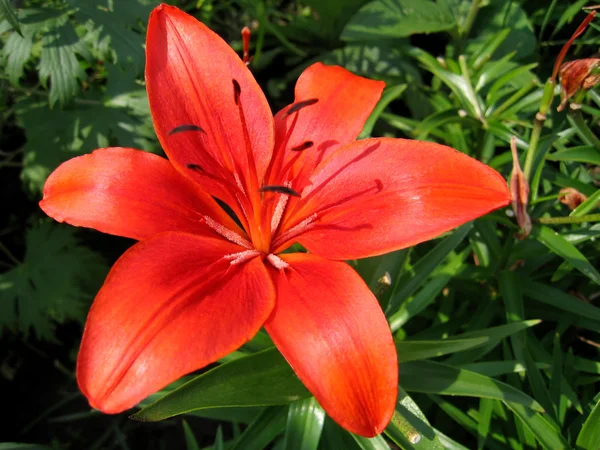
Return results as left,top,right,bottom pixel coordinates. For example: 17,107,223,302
400,360,544,411
132,348,310,422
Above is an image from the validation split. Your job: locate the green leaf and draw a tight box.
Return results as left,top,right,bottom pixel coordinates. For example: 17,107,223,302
132,348,310,422
505,403,570,450
38,23,90,107
230,406,287,450
0,0,22,35
360,84,407,138
576,397,600,449
546,146,600,165
351,434,390,450
283,397,325,450
400,360,544,411
388,251,466,332
386,222,472,314
342,0,456,41
182,420,201,450
3,31,33,85
0,221,107,340
17,95,146,194
532,226,600,284
385,387,444,449
469,1,536,59
458,361,549,377
571,188,600,217
69,0,151,72
396,336,488,362
396,320,539,362
520,278,600,324
213,426,224,450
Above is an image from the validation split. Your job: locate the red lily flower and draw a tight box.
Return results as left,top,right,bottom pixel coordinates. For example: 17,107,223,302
39,4,510,437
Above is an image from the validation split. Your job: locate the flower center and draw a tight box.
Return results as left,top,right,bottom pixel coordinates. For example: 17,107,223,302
175,85,321,265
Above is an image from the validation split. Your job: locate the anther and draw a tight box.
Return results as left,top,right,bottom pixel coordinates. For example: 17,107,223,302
291,141,313,151
233,79,241,105
186,163,204,173
259,185,300,197
168,124,205,135
242,26,251,65
286,98,318,116
267,253,289,270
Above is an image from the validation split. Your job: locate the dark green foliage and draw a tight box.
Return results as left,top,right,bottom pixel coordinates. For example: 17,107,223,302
0,221,107,340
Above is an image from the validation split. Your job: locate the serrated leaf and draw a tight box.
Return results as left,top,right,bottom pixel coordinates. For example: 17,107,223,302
69,0,151,72
17,95,145,194
3,30,33,84
0,221,107,340
0,0,22,35
342,0,456,41
132,348,310,422
38,23,89,107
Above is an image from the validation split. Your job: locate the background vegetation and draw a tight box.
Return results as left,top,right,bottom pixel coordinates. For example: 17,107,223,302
1,0,600,449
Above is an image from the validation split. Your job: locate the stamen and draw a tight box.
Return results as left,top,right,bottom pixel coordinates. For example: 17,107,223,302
291,141,314,151
267,253,289,269
233,79,241,105
259,185,300,197
270,182,292,234
203,215,252,249
186,163,204,173
286,98,318,116
168,124,205,135
234,172,246,195
242,26,251,65
272,213,318,250
226,249,261,265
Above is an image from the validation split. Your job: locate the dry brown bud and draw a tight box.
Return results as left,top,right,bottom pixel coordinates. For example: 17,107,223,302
558,58,600,111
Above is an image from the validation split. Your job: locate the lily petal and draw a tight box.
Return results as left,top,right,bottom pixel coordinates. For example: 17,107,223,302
77,232,274,413
270,63,384,184
40,148,239,241
285,138,511,260
146,5,274,204
265,254,397,437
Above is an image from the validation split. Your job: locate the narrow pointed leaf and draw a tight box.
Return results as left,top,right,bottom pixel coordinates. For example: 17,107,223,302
504,402,570,450
395,336,488,362
400,360,544,411
182,420,201,450
132,348,309,422
387,223,472,314
385,387,444,449
283,397,325,450
533,226,600,284
230,406,288,450
576,397,600,449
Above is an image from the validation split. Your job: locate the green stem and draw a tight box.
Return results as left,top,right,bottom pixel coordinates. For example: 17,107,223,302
523,79,556,182
537,214,600,225
460,0,482,38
